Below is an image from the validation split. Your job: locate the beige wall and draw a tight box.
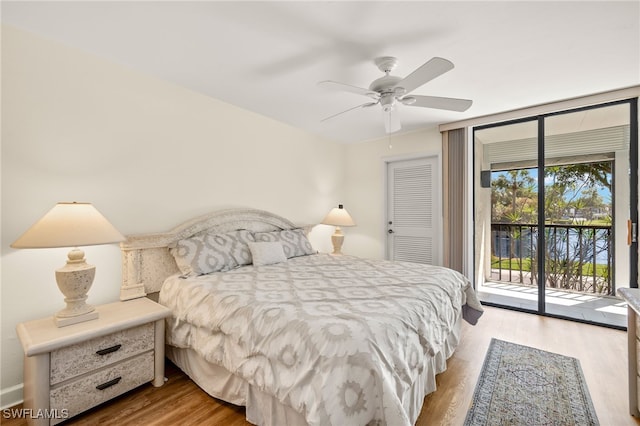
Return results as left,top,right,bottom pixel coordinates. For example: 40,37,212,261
0,26,345,406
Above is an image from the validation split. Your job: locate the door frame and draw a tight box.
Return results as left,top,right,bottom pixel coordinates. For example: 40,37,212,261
382,152,443,264
472,97,638,327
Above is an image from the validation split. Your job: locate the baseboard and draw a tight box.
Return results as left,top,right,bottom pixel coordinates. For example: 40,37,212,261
0,383,23,410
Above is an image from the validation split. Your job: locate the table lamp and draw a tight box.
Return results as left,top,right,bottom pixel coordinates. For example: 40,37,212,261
11,202,125,327
321,204,356,255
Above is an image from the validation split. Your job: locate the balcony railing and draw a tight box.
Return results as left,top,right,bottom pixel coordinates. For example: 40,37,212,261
491,222,613,295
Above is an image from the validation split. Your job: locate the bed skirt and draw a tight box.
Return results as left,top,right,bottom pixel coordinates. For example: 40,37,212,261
166,316,462,426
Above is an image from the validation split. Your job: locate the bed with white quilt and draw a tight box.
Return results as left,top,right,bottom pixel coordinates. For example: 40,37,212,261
120,208,483,426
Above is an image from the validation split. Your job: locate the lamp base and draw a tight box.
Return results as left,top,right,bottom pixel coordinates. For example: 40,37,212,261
54,248,99,328
55,310,99,327
330,227,345,255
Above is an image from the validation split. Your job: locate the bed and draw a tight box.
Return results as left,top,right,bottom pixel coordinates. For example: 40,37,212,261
120,208,483,426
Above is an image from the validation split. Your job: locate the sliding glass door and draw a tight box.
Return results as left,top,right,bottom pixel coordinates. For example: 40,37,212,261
474,99,637,328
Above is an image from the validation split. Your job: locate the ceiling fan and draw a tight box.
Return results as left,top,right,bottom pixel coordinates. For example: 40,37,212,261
318,56,472,133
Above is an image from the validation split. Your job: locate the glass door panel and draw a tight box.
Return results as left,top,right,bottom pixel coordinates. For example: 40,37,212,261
543,103,630,327
474,119,539,311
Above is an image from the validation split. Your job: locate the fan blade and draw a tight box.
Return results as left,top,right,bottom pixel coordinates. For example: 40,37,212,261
383,109,401,133
321,102,378,122
394,57,454,95
318,80,379,99
410,95,473,112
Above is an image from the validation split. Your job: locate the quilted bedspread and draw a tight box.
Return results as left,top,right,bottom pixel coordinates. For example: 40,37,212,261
159,254,482,426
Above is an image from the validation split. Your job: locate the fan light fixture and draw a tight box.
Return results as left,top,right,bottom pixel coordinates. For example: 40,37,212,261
321,204,356,255
11,202,125,327
380,94,396,112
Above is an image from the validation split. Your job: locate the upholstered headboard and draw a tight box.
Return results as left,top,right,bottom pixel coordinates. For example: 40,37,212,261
119,208,304,300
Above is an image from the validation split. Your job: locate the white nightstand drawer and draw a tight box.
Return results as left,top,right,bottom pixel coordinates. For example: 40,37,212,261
50,351,154,424
50,323,154,385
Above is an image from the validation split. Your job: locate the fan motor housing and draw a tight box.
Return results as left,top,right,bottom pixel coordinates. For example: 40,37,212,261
369,75,402,94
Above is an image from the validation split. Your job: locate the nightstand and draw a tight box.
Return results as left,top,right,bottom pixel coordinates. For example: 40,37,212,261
16,297,171,426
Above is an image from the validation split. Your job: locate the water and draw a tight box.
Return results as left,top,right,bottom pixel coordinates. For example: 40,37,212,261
492,226,611,265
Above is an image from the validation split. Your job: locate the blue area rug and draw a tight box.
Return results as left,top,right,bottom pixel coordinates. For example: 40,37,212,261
464,338,599,425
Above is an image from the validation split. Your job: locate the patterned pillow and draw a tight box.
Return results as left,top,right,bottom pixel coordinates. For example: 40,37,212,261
248,242,287,266
226,230,256,267
170,229,255,276
253,228,314,258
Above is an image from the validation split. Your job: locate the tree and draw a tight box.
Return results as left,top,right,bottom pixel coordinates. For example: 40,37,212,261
576,187,606,220
544,162,611,224
491,169,536,223
545,162,611,189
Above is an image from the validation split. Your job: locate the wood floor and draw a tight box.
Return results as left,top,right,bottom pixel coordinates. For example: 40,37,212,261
4,306,640,425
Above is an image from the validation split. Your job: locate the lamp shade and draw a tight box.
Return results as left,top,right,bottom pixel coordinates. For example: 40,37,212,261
11,202,125,249
321,204,356,227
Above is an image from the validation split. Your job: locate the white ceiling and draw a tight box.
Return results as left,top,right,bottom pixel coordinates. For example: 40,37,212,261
2,1,639,143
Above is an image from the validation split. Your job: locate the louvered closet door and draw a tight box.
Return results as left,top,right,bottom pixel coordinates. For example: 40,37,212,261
387,156,441,264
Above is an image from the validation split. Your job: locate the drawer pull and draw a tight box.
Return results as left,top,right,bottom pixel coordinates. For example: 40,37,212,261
96,377,122,391
96,344,122,356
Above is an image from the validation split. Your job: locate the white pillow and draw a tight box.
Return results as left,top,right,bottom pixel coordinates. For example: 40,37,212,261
248,242,287,266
